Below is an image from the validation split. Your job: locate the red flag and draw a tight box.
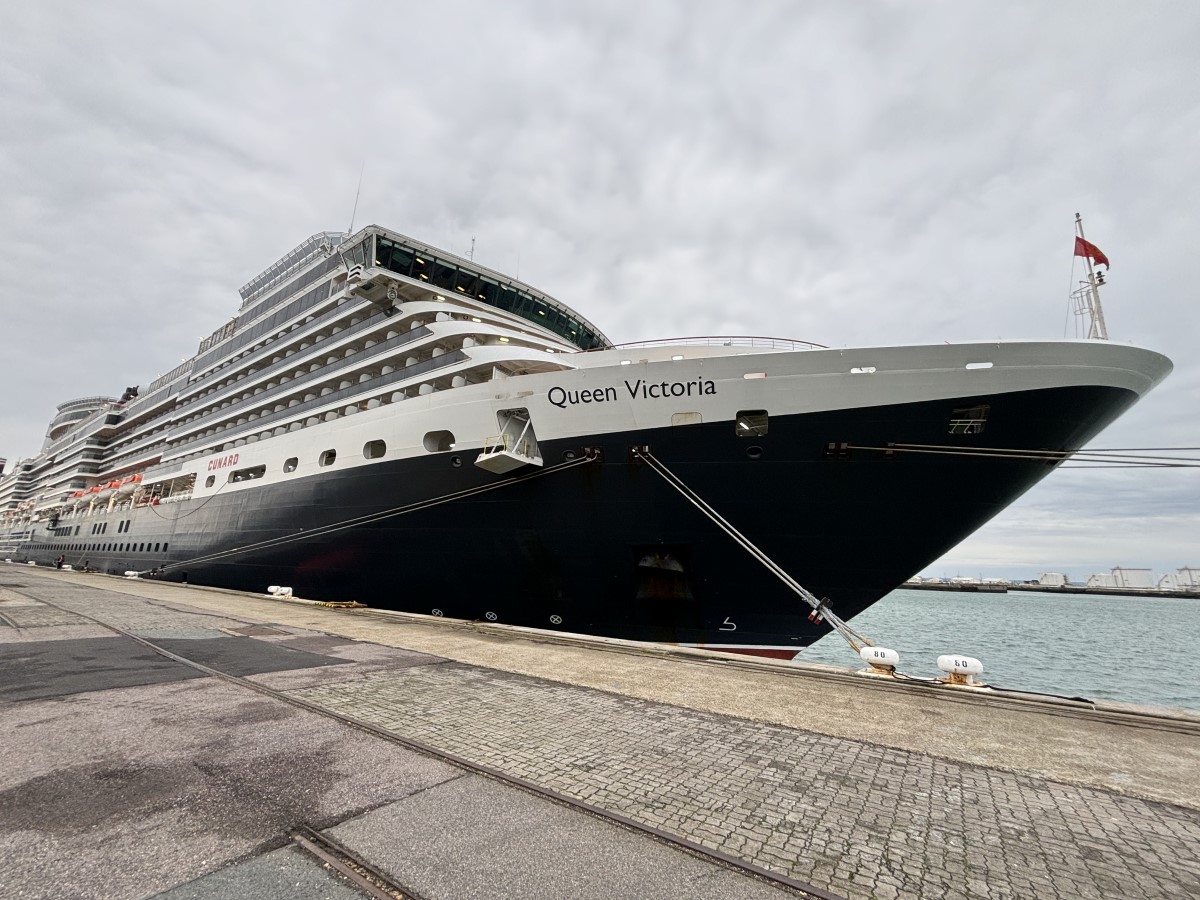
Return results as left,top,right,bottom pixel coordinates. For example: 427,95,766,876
1074,236,1110,268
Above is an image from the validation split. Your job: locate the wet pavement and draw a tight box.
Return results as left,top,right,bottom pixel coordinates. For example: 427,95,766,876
3,567,1200,899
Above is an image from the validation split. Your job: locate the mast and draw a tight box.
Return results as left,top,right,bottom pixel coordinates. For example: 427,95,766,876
1075,212,1109,341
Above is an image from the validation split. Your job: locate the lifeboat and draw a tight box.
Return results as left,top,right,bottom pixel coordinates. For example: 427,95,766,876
95,479,122,501
115,474,143,496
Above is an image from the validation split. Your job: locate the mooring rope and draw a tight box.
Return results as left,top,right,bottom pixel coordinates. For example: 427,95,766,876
134,450,599,577
633,448,874,653
846,443,1200,468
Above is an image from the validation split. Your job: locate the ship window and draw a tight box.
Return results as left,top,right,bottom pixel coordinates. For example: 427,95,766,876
154,543,160,552
735,410,769,437
363,440,386,460
320,449,337,467
423,430,455,453
283,457,298,473
163,543,169,552
205,475,215,488
949,404,989,435
228,465,266,483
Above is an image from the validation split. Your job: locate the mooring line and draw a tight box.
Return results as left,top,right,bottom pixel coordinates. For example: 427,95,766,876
633,448,874,654
846,443,1200,467
139,451,599,576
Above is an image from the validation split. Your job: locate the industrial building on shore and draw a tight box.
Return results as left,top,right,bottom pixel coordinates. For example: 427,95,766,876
907,566,1200,595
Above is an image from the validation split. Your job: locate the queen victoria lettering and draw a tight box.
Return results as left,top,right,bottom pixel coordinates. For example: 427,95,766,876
548,378,717,409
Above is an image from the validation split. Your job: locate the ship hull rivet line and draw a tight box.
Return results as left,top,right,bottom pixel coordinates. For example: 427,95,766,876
30,593,845,900
632,448,875,654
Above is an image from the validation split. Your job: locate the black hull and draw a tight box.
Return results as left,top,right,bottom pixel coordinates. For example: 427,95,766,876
18,384,1137,653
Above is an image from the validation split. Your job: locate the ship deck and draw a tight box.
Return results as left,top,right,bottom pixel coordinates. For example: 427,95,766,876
2,565,1198,899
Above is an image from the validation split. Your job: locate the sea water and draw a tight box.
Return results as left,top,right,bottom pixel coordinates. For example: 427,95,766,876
799,588,1200,713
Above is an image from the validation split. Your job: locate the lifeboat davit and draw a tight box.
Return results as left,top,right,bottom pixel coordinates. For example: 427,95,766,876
115,474,143,496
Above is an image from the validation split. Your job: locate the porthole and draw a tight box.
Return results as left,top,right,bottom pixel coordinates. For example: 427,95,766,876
563,450,577,461
363,440,386,460
450,455,462,468
735,410,769,437
320,449,337,466
205,475,216,488
283,457,298,473
422,430,455,452
746,446,764,460
154,543,160,552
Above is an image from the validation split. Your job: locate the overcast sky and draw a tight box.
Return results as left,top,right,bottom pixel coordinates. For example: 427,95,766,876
1,2,1196,580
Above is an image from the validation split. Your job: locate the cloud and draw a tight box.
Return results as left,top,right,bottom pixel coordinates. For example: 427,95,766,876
1,1,1197,575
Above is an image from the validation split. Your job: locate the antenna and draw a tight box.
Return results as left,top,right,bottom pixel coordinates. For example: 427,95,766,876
347,162,365,235
466,237,475,261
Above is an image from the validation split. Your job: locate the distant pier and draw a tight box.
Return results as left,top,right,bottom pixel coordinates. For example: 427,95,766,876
905,580,1200,599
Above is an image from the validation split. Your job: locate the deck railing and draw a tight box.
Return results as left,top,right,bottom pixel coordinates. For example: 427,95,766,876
597,335,826,353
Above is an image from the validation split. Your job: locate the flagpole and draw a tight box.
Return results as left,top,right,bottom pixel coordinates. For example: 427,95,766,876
1075,213,1108,340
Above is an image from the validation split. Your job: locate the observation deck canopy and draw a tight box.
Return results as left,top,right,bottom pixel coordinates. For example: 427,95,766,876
354,225,613,353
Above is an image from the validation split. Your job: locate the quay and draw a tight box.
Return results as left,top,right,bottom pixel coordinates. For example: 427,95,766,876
2,567,1199,899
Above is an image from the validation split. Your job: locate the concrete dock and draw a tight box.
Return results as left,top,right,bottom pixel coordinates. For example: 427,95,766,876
2,567,1198,899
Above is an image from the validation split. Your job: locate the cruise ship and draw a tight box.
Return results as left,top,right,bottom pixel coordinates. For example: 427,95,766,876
0,226,1173,657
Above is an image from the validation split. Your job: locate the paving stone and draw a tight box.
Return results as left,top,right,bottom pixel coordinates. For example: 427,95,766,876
13,574,1200,900
290,663,1200,900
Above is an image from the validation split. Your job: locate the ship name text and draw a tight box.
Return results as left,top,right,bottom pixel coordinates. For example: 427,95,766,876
548,378,717,409
208,452,240,471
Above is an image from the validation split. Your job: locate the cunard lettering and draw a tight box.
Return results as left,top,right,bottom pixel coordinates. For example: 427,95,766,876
547,379,717,409
207,453,240,471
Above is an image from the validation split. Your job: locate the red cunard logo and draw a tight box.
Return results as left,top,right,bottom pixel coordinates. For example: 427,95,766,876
207,453,240,471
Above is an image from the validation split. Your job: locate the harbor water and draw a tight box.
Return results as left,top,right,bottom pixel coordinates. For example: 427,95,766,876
801,588,1200,713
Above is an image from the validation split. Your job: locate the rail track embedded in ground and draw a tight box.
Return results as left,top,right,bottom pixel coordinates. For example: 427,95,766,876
27,591,844,900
